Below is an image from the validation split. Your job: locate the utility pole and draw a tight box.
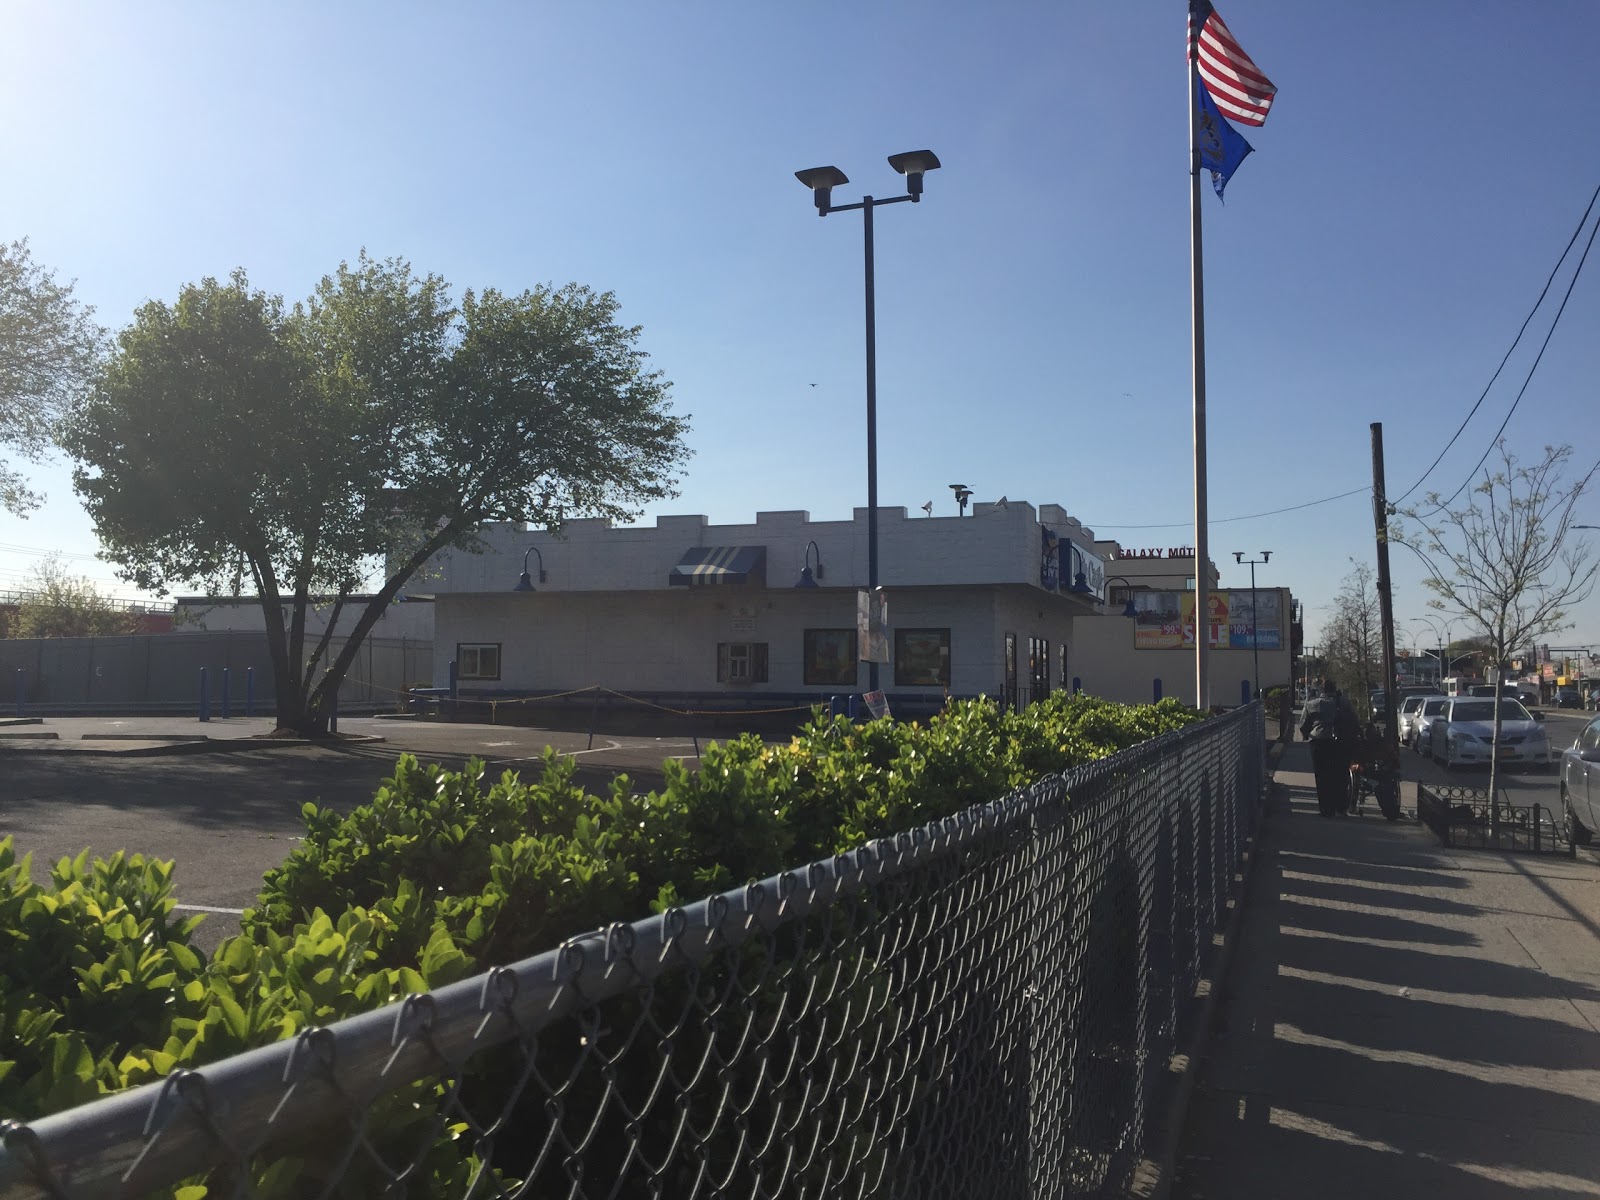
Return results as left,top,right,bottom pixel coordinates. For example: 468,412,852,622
1370,423,1400,751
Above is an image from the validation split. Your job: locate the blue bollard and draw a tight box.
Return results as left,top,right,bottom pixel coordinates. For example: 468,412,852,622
1241,680,1252,706
1072,676,1082,695
329,688,339,734
221,667,231,719
1153,677,1163,703
14,668,24,718
198,667,210,722
847,695,858,721
449,659,459,700
245,667,255,717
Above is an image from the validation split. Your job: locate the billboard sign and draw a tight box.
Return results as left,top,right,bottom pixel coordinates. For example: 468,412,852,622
1135,590,1281,649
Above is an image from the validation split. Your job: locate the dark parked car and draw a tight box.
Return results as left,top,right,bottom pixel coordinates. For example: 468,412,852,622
1557,688,1583,709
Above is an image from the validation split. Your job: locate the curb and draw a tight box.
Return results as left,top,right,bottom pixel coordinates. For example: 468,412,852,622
0,733,387,756
1132,738,1285,1200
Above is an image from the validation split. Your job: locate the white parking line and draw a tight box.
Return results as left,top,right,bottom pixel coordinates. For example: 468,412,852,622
174,903,247,915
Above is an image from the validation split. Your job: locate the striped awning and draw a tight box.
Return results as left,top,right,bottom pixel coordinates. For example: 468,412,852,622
669,545,766,586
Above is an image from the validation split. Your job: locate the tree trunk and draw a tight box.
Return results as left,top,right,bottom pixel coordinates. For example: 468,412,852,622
1488,690,1503,832
297,520,462,733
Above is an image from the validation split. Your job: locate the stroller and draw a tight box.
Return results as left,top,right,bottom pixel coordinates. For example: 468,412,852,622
1348,720,1403,821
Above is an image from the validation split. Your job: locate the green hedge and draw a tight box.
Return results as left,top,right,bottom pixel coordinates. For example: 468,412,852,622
0,693,1205,1194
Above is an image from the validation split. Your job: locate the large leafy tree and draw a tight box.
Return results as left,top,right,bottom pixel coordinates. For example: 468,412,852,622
63,255,690,732
0,239,101,514
1397,442,1596,809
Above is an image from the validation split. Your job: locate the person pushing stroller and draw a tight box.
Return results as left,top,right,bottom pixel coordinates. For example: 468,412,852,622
1300,678,1361,817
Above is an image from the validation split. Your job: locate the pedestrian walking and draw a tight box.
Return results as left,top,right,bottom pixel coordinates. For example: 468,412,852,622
1300,678,1358,817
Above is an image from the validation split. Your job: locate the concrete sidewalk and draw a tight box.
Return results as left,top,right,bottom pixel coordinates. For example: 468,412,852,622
1174,741,1600,1198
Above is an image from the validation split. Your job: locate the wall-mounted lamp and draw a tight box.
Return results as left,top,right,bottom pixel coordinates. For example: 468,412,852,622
795,540,824,588
513,545,546,592
1104,575,1140,619
1065,544,1094,595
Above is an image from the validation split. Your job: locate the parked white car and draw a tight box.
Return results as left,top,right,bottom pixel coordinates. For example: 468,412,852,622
1407,695,1449,754
1429,697,1553,771
1560,715,1600,845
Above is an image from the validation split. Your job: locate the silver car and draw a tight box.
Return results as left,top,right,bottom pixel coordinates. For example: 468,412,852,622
1561,715,1600,844
1429,697,1553,771
1408,695,1449,754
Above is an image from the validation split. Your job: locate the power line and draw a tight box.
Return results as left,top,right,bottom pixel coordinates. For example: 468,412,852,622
1394,181,1600,505
0,541,103,562
1428,202,1600,513
1091,485,1368,531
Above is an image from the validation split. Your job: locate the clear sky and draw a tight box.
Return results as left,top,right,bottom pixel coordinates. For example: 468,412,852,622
2,1,1597,659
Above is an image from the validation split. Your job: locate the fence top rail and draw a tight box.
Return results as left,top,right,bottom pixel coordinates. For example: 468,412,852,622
0,702,1259,1200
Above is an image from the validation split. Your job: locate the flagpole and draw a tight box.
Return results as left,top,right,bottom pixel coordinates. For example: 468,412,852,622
1188,29,1211,710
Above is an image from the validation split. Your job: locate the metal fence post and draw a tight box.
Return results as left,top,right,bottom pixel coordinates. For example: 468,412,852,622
1153,677,1162,703
198,667,210,722
449,659,459,700
246,666,255,717
329,687,338,734
14,668,24,717
1240,679,1251,706
221,667,231,719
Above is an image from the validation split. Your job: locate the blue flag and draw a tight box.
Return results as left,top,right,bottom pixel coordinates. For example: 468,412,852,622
1194,74,1253,200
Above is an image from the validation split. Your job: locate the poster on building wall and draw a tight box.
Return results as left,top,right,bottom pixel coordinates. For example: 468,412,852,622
1228,591,1281,650
1183,592,1229,648
1133,591,1233,648
1132,590,1186,649
857,588,889,663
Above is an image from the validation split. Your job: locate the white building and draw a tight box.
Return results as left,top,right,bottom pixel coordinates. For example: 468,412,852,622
420,501,1107,718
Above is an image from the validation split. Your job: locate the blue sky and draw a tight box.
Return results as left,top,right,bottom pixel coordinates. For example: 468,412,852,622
2,1,1597,657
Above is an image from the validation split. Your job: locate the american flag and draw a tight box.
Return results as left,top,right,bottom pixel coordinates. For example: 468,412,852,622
1188,1,1276,127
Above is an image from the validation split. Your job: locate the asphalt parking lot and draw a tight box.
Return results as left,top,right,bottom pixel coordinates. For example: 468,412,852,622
0,715,712,950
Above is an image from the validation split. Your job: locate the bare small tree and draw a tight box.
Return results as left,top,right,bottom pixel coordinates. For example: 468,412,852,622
1397,442,1597,815
1322,561,1383,710
7,554,136,638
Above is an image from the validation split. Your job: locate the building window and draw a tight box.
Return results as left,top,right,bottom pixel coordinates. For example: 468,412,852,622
717,642,769,684
895,629,950,688
803,629,858,686
456,643,501,681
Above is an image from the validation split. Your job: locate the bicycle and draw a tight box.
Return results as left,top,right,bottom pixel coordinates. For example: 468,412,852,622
1348,721,1403,821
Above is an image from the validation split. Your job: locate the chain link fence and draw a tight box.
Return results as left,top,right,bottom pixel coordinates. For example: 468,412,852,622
0,705,1264,1199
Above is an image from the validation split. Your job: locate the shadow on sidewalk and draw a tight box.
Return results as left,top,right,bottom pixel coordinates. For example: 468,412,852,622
1174,743,1600,1199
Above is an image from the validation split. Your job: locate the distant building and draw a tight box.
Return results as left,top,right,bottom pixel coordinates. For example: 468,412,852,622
172,595,433,641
